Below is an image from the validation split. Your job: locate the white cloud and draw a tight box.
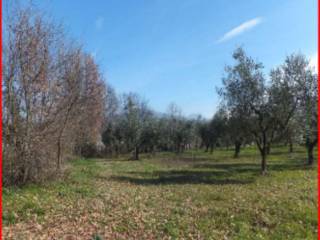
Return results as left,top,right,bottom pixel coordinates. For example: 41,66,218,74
309,52,318,72
95,16,104,30
217,17,263,43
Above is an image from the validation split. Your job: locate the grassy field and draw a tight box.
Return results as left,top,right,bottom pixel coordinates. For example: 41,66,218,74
3,146,317,239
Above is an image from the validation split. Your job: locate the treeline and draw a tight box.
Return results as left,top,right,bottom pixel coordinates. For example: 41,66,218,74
101,48,318,175
102,94,202,159
3,5,318,185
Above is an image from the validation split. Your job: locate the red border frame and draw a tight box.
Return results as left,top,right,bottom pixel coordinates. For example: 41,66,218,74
0,1,318,240
317,0,320,239
0,0,3,238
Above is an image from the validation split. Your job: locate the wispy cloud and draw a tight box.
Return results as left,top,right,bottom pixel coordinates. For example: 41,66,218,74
309,52,318,72
217,17,263,43
95,16,104,30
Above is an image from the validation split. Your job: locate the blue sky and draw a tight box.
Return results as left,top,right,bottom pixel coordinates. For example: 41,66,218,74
15,0,317,118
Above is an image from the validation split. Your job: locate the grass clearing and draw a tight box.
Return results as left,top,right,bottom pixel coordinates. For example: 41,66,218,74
3,146,317,239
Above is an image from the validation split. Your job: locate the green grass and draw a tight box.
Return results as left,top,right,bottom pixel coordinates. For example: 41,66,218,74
3,146,317,239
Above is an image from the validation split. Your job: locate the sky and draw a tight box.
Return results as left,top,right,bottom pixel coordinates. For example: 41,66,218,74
12,0,318,118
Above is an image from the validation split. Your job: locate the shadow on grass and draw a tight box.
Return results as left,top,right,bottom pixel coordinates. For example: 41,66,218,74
109,159,312,186
193,161,308,172
154,157,212,166
110,165,258,185
110,173,255,185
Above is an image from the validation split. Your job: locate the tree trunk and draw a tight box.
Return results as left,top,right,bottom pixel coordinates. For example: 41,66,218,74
307,144,314,165
256,132,268,175
261,149,267,174
210,144,214,154
205,145,209,152
57,140,61,170
115,145,119,158
306,138,317,165
234,142,241,158
22,164,30,184
133,146,139,160
266,144,271,155
56,98,77,170
289,142,293,153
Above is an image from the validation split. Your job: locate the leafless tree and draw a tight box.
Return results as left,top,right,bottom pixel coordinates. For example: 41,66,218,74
3,4,106,185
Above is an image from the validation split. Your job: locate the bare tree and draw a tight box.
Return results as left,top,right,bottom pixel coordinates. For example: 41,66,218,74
3,4,107,185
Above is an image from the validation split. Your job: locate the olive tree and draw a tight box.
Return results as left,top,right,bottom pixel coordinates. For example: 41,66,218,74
284,55,318,165
122,93,152,160
219,48,297,174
